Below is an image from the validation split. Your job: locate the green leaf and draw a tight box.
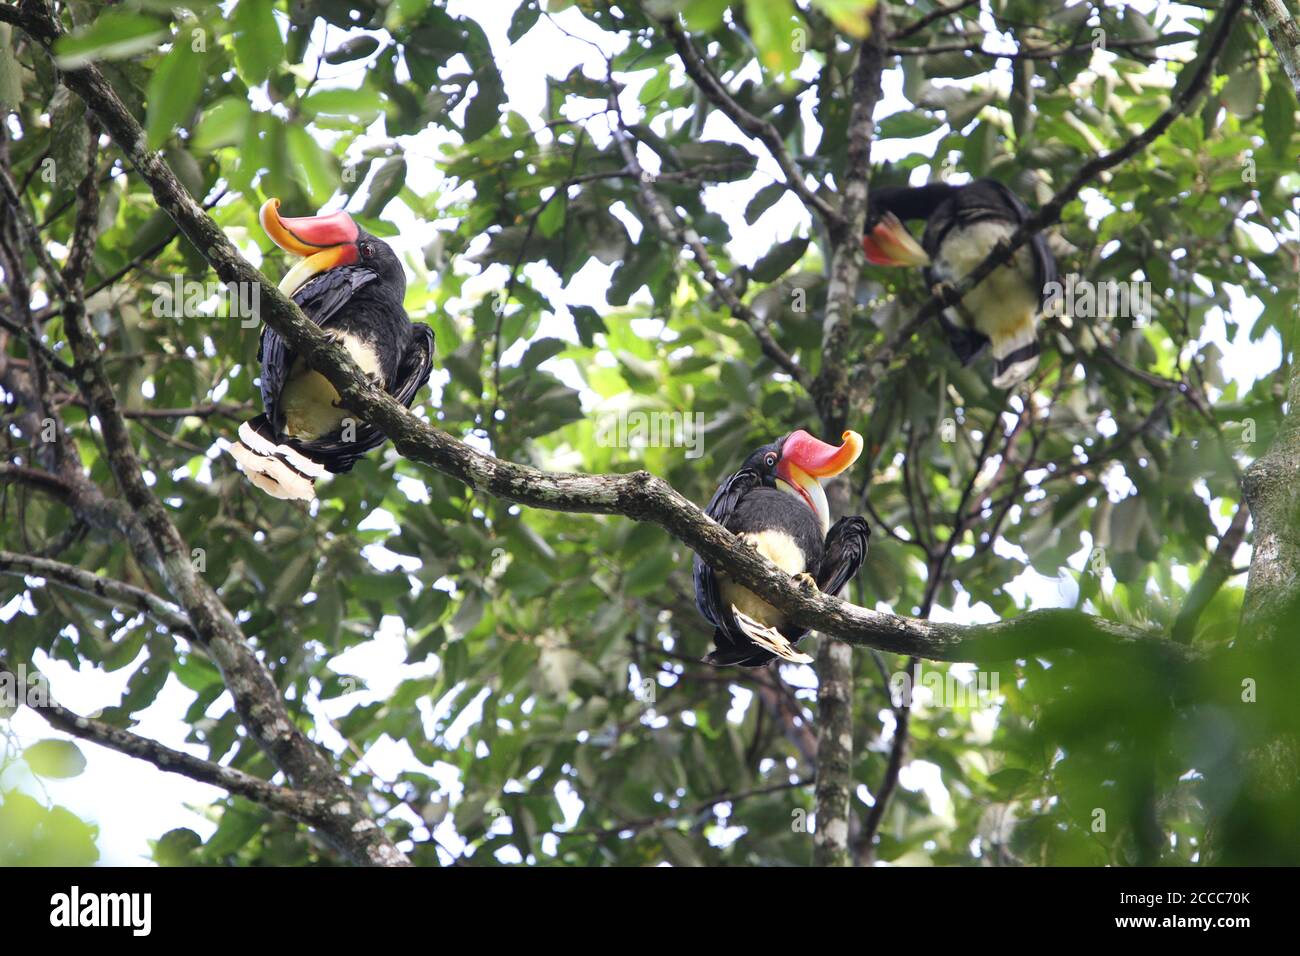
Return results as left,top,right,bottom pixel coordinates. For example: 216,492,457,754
301,87,384,121
751,236,809,282
362,157,406,218
0,26,23,109
571,305,607,347
877,111,942,139
191,97,252,151
537,195,566,237
286,125,337,204
324,36,381,64
231,0,284,86
152,827,202,866
24,739,87,779
520,337,567,372
0,794,99,865
745,182,786,224
145,43,205,149
746,0,802,76
810,0,875,37
204,800,266,858
1262,76,1296,160
683,0,731,31
54,12,167,68
463,72,505,141
675,141,757,182
508,1,542,43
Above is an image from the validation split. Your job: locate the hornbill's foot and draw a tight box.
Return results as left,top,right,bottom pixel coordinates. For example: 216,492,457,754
793,572,819,592
931,280,958,302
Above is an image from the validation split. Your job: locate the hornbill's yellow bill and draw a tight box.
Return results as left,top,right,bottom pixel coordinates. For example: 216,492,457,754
862,179,1058,389
259,198,361,297
692,430,871,667
227,200,435,501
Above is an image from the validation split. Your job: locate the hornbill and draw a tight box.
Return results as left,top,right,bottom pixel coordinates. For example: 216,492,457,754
693,430,871,667
228,200,435,500
861,179,1056,389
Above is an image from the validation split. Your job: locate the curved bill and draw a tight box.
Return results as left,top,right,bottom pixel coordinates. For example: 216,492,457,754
781,430,863,478
260,198,360,295
777,430,864,530
862,212,930,267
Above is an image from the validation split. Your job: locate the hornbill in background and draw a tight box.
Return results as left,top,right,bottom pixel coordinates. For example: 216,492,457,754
862,178,1057,389
228,200,435,500
693,430,871,667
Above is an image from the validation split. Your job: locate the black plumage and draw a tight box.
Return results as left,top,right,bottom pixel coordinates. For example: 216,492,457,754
693,437,871,667
230,213,435,500
254,246,433,474
865,178,1057,388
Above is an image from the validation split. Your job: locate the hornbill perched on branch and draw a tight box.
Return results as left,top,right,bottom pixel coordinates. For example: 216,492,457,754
862,179,1057,389
228,200,435,500
693,430,871,666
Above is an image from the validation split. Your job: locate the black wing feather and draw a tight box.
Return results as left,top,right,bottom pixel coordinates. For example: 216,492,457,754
285,323,435,474
258,266,384,429
692,469,762,632
817,516,871,597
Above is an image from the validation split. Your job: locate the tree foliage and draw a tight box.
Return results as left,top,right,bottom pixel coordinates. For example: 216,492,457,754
1,0,1298,866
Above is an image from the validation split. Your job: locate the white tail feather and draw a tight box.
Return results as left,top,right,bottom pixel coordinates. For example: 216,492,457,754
730,606,813,664
229,422,319,501
988,316,1040,389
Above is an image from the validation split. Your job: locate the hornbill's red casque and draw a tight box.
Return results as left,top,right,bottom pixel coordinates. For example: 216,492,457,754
228,200,435,500
862,179,1057,389
693,430,871,667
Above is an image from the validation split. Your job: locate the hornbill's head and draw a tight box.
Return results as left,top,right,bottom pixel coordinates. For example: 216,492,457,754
259,198,406,298
744,429,864,531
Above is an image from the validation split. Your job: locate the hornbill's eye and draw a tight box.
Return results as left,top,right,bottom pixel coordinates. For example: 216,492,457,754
764,453,777,467
359,241,374,259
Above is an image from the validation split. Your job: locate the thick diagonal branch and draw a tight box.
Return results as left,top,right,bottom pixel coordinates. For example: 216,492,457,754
0,17,408,863
1172,503,1250,644
1,1,1197,672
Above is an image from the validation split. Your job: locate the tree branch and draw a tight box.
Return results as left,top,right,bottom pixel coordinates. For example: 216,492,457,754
886,35,1195,60
0,463,74,502
857,412,1005,865
854,0,1246,388
567,778,810,838
1172,502,1250,644
660,17,843,232
0,29,409,864
610,93,811,387
812,5,887,435
809,5,889,867
891,0,979,41
0,657,336,826
0,549,195,637
0,156,66,299
2,0,1201,674
1250,0,1300,94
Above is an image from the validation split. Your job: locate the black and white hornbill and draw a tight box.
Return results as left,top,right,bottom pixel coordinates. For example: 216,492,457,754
693,430,871,667
862,178,1057,389
228,200,435,500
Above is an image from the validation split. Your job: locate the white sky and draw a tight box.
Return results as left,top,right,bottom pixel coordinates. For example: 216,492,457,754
1,0,1286,864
